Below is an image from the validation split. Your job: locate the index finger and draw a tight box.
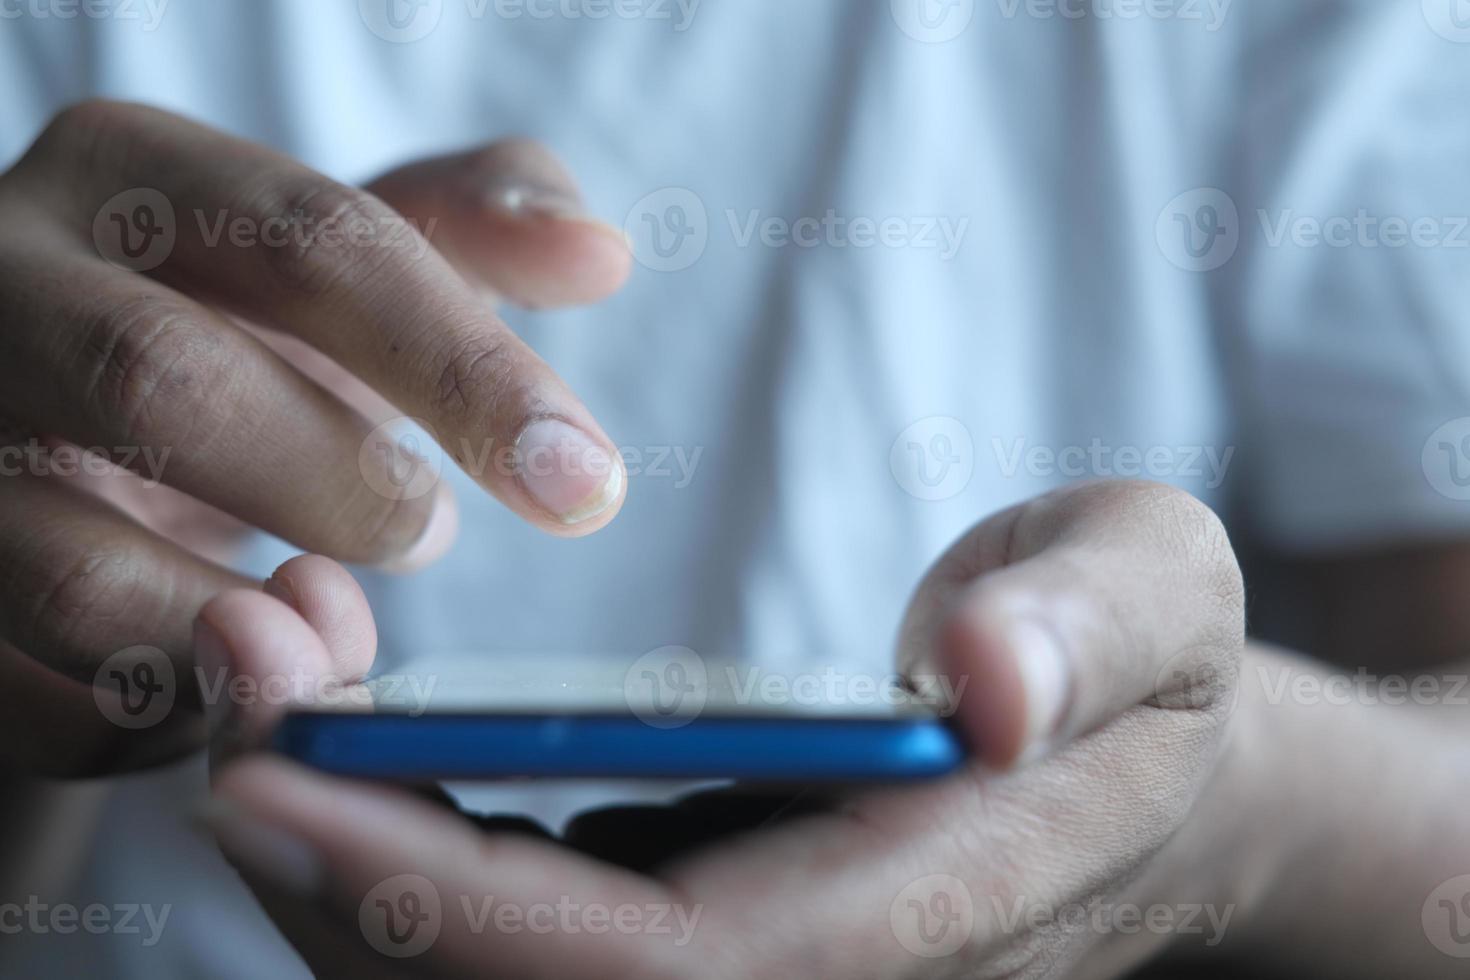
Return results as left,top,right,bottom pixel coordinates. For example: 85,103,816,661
31,101,625,533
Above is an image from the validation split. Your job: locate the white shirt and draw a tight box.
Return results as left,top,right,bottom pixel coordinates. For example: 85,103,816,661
2,1,1467,975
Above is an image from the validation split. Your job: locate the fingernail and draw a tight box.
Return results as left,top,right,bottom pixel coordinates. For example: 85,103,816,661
486,180,584,220
193,619,233,738
198,798,321,897
1013,619,1071,764
261,572,299,610
515,418,623,525
485,181,631,249
378,482,459,573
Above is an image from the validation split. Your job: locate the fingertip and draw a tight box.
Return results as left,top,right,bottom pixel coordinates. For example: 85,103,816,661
369,138,633,308
194,588,337,748
197,588,333,680
476,202,634,308
536,457,627,538
264,554,379,680
528,211,634,301
512,417,627,536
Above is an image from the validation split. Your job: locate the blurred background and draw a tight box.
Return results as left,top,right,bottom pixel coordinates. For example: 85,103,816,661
1,0,1467,975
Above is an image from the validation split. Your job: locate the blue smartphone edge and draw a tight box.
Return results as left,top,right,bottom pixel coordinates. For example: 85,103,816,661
272,713,967,783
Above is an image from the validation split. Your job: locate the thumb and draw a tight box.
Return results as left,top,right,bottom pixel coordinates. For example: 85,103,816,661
367,138,633,308
897,482,1245,769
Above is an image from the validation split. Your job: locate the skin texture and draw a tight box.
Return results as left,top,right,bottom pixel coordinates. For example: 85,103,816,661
202,481,1248,980
2,101,1467,979
194,488,1470,979
0,101,632,777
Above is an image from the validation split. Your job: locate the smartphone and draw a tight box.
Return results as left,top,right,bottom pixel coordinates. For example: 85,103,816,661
272,653,966,783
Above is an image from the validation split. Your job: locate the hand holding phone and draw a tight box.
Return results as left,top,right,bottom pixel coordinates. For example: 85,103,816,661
273,653,966,783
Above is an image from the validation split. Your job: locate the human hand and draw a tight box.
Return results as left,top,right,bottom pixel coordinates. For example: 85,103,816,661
0,101,631,776
202,481,1250,979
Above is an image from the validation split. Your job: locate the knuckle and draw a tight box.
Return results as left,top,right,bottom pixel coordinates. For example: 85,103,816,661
1090,481,1228,557
76,293,227,446
250,178,399,296
1125,481,1246,644
1156,487,1245,623
1043,481,1245,652
429,331,524,428
17,544,146,680
28,99,153,178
